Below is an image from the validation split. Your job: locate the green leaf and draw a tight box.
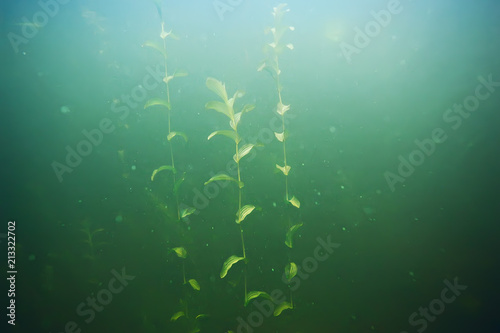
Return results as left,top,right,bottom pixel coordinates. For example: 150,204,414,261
172,247,187,258
207,130,240,144
205,100,232,119
204,173,243,188
151,165,176,181
195,314,209,320
273,302,293,316
285,222,303,248
284,262,298,282
240,103,255,114
245,291,272,306
171,311,185,321
220,255,245,278
288,195,300,208
276,164,291,176
173,173,185,194
180,207,196,219
188,279,200,291
142,40,166,58
167,131,188,142
206,77,228,102
234,144,256,163
236,205,255,224
144,97,170,110
276,102,290,115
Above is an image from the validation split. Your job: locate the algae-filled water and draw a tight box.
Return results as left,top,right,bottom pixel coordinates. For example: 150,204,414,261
1,0,499,332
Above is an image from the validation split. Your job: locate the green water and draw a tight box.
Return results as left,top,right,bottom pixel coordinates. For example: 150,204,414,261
1,0,499,332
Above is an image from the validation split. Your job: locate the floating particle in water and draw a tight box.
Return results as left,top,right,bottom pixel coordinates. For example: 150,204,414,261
60,105,71,114
115,215,123,223
131,165,136,171
329,126,336,133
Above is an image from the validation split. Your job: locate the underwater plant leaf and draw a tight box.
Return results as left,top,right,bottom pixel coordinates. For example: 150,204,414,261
151,165,176,181
180,207,196,219
276,164,291,176
142,40,166,58
276,102,290,115
285,262,298,282
245,291,272,306
288,195,300,208
274,131,284,142
195,314,209,320
207,130,241,144
233,144,255,163
167,131,188,142
220,255,245,278
172,247,187,259
204,173,244,188
285,222,303,248
173,173,185,194
273,302,293,316
144,97,171,110
188,278,200,291
236,205,256,224
171,311,185,321
240,103,255,114
206,77,228,102
205,100,232,119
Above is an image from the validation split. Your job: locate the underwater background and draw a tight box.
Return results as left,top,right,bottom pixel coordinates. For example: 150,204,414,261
1,0,499,332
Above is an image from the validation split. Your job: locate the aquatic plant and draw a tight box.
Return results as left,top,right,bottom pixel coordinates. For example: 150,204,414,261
204,77,270,306
142,1,204,330
142,0,193,222
78,218,106,261
258,3,302,316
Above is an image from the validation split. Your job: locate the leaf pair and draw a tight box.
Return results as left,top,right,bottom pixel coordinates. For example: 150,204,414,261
205,77,255,131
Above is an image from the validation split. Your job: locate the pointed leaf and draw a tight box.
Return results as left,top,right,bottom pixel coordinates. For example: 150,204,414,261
285,262,298,282
277,102,290,115
208,130,240,144
274,132,284,142
195,314,209,320
144,97,171,110
276,164,291,176
206,77,228,102
167,131,188,142
188,279,200,291
220,255,245,278
173,173,185,194
273,302,293,316
142,40,166,58
151,165,176,181
288,195,300,208
171,311,185,321
180,207,196,219
285,222,303,248
205,100,232,119
245,291,272,306
234,144,255,163
236,205,255,224
204,173,243,188
172,247,187,259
